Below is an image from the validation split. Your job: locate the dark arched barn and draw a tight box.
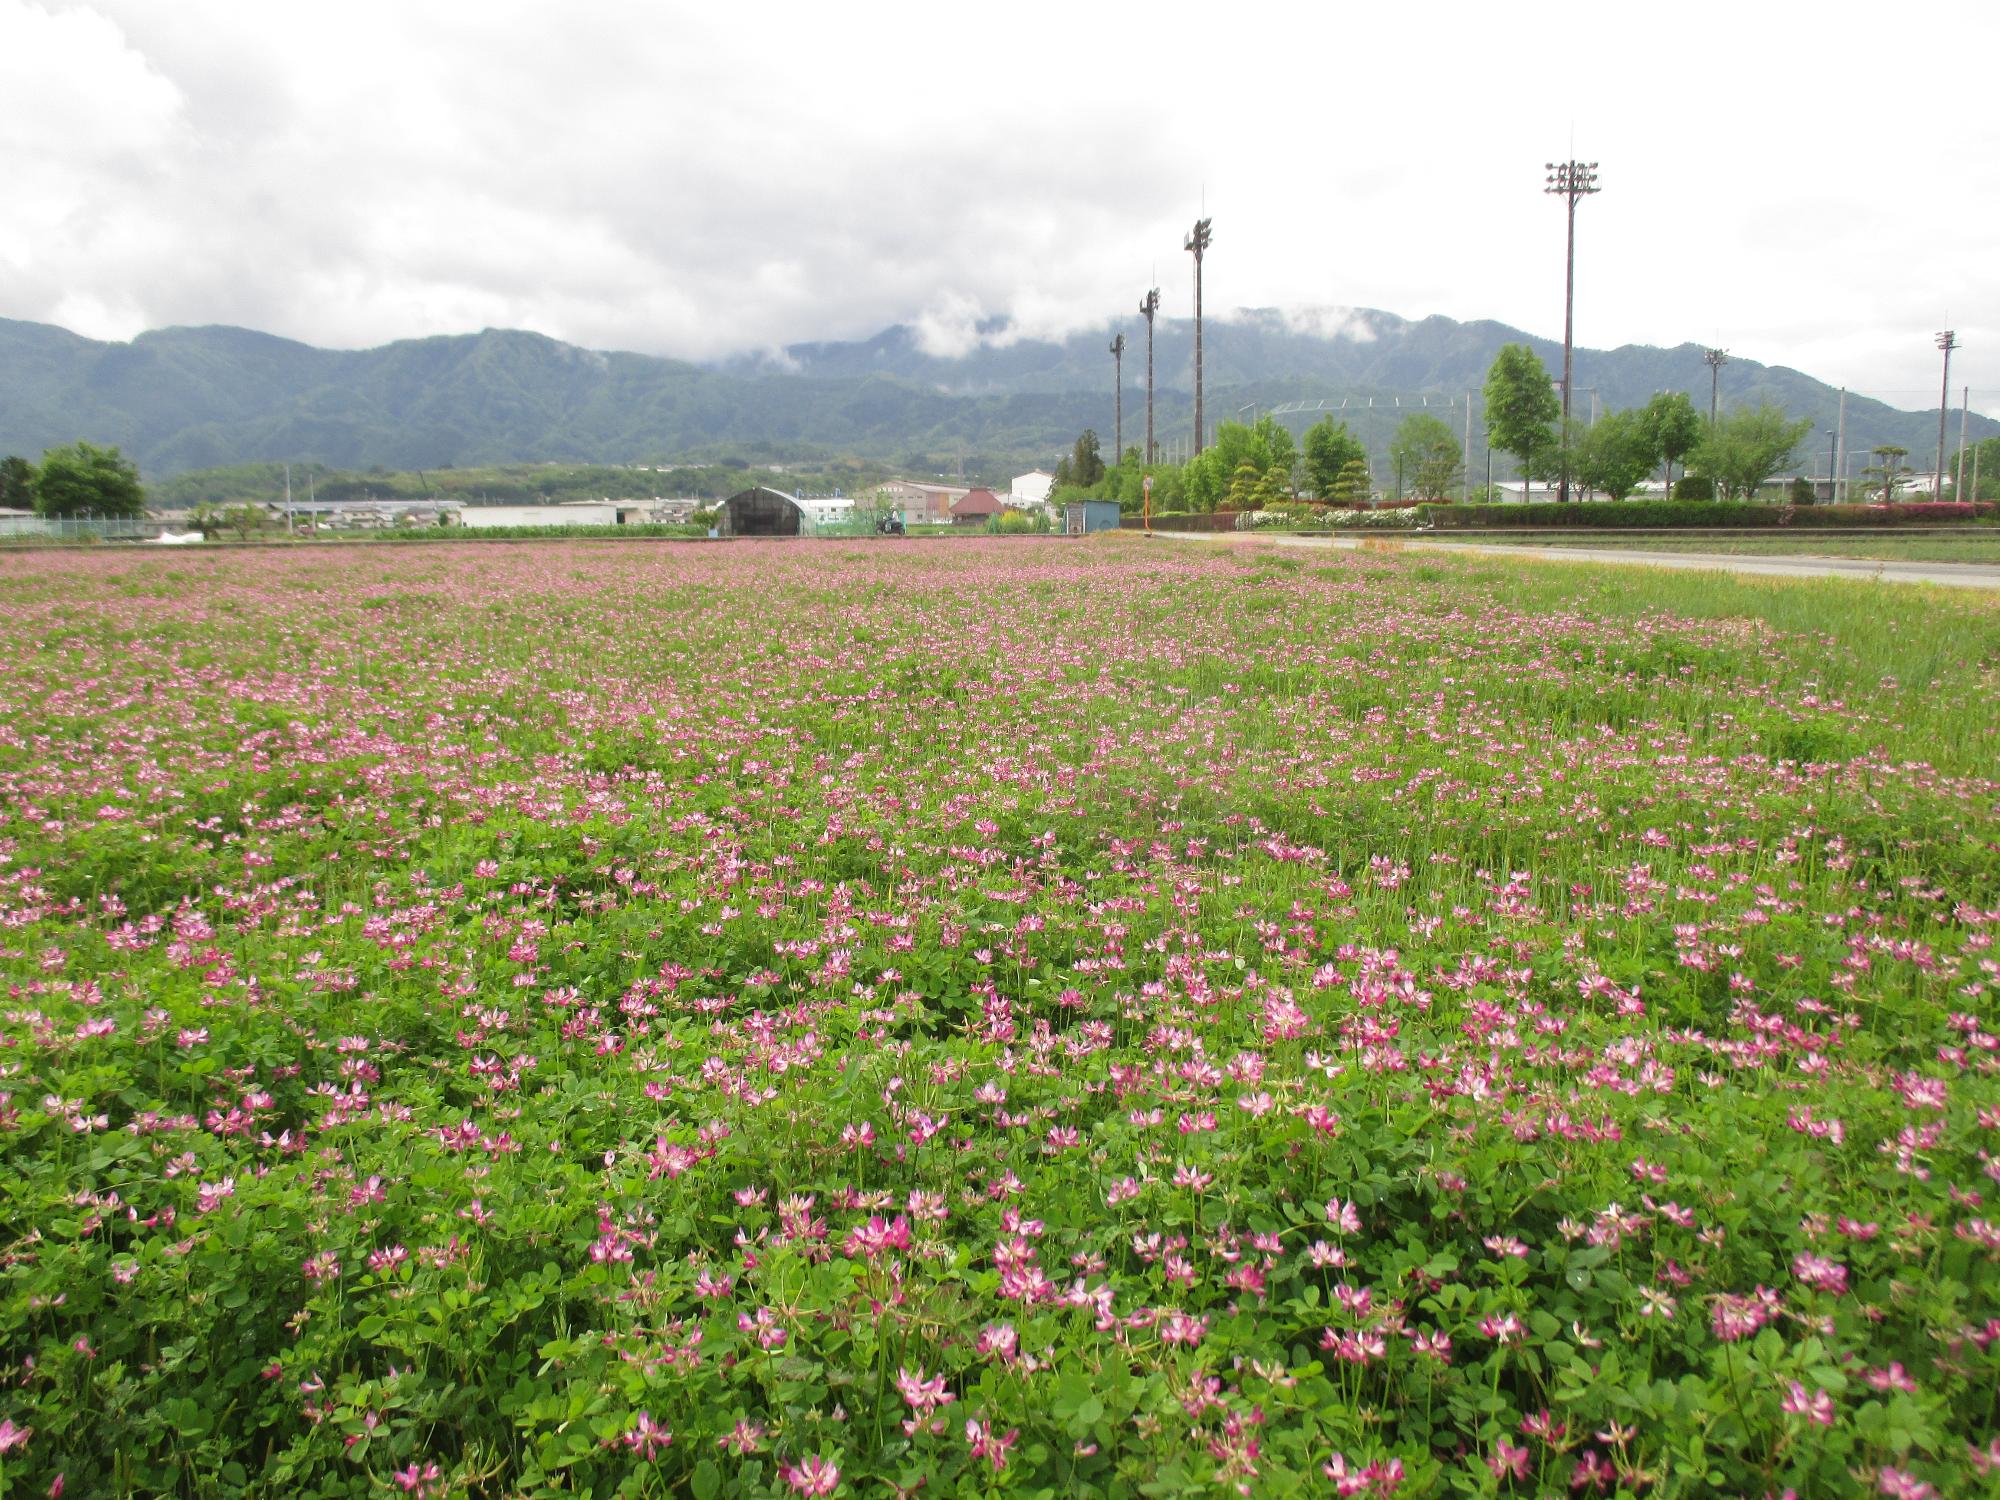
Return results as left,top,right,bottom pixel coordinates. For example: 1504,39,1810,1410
719,487,806,537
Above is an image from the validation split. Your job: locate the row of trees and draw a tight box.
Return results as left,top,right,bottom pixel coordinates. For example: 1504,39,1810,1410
0,442,148,517
1053,345,1859,513
1052,408,1464,515
1482,343,1818,500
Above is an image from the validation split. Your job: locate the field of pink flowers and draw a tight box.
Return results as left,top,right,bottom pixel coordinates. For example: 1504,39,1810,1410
0,536,1997,1499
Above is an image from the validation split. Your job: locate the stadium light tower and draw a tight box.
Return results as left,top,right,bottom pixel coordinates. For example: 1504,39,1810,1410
1109,333,1126,462
1934,329,1957,501
1139,289,1161,464
1185,217,1213,456
1703,347,1730,425
1544,159,1600,503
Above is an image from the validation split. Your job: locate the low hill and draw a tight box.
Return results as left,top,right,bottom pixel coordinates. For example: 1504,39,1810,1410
1,311,1987,482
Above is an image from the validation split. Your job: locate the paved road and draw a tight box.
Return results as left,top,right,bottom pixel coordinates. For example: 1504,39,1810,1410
1157,532,2000,591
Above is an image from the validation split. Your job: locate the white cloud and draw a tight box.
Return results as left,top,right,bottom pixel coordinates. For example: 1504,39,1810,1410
0,0,1994,411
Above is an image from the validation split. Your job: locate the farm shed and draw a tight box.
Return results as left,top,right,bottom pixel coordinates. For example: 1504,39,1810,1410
719,487,806,537
1063,499,1122,535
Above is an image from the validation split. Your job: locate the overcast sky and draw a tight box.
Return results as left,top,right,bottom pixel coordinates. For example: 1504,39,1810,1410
3,0,1995,413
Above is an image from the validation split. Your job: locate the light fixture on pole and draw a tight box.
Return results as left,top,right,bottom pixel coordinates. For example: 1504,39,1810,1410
1934,329,1957,502
1139,289,1161,465
1184,217,1213,456
1109,333,1126,462
1703,348,1729,425
1544,158,1600,504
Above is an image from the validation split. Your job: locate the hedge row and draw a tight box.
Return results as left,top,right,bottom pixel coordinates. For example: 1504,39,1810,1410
1415,500,1998,530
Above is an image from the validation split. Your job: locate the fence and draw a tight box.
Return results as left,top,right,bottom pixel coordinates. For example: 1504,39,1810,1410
0,516,181,543
1118,511,1242,532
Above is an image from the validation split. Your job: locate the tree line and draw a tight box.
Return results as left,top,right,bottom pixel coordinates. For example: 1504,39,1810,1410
1051,343,1991,513
0,442,147,518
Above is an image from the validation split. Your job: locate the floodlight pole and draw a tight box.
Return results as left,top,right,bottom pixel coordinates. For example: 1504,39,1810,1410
1139,289,1161,465
1109,333,1126,462
1185,217,1213,456
1833,387,1847,503
1958,384,1970,500
1934,330,1957,501
1544,159,1600,504
1703,348,1729,425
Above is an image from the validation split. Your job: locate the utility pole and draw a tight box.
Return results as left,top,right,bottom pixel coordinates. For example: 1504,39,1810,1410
1833,387,1847,503
1703,348,1730,425
1462,391,1473,504
1544,159,1600,503
1825,430,1837,503
1185,217,1213,456
1109,333,1126,463
1956,383,1969,499
1139,289,1161,465
1934,330,1957,501
284,462,293,534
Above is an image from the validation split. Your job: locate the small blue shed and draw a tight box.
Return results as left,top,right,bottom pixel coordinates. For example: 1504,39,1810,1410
1064,500,1122,535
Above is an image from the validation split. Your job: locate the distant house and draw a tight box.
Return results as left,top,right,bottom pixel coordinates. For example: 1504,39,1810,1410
1008,469,1055,510
873,480,970,524
951,488,1005,526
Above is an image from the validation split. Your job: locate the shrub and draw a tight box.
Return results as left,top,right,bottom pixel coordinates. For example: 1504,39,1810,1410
1673,474,1716,500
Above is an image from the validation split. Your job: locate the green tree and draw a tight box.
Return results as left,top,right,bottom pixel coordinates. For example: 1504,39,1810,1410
1068,430,1106,489
33,440,145,519
1962,437,1999,501
1570,409,1655,501
1226,460,1264,510
1332,455,1373,505
1301,417,1366,500
1388,413,1462,501
1862,445,1911,505
0,455,35,511
1482,345,1559,501
1251,465,1288,509
1183,449,1228,512
1638,391,1704,496
1691,404,1814,500
1251,413,1297,478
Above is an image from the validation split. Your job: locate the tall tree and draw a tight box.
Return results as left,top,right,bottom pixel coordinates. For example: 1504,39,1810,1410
1482,345,1559,502
1250,413,1296,478
1691,404,1813,500
1638,391,1704,497
1570,409,1655,501
1068,430,1106,489
1301,417,1366,499
33,441,145,518
1388,413,1463,501
0,455,35,511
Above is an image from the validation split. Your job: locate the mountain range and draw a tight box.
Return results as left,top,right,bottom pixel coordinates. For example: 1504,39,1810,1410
1,309,1989,483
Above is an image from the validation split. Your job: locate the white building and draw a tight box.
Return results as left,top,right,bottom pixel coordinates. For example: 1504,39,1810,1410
1009,470,1055,510
794,495,855,530
457,501,683,528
